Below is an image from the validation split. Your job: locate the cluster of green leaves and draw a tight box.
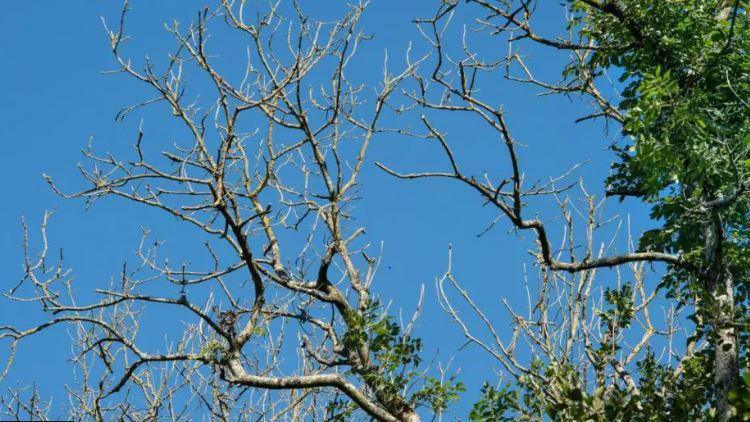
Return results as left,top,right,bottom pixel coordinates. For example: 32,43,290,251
574,0,750,272
482,360,611,420
629,351,712,419
729,371,750,419
465,289,633,420
466,353,713,421
198,338,225,364
325,397,359,421
468,382,518,421
465,281,708,420
334,300,465,416
597,285,636,348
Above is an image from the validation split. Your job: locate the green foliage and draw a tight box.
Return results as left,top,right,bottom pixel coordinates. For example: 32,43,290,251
600,284,635,334
325,397,359,421
465,353,713,421
198,339,225,364
536,362,604,421
465,1,750,418
627,351,712,420
342,299,423,381
468,382,518,421
566,0,750,413
468,359,607,420
337,300,464,415
729,371,750,420
411,376,466,414
590,284,637,373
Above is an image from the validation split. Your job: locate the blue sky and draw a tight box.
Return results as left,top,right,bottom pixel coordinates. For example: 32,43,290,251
0,1,658,418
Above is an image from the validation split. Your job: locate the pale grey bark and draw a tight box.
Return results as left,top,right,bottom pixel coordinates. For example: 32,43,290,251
704,211,739,422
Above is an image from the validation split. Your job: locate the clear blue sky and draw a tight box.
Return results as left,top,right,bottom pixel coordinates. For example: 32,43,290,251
0,1,655,418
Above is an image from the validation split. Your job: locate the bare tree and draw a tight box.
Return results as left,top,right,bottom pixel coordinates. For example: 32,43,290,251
1,2,468,421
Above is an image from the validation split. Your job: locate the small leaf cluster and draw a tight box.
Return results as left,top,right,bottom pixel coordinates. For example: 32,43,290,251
341,299,465,415
468,382,518,421
198,338,225,364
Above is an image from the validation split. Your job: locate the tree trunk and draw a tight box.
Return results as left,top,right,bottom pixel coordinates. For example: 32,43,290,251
708,5,741,420
716,0,736,21
713,272,738,421
705,212,739,421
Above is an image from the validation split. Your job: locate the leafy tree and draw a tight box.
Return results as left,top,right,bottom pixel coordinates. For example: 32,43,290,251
383,0,750,420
